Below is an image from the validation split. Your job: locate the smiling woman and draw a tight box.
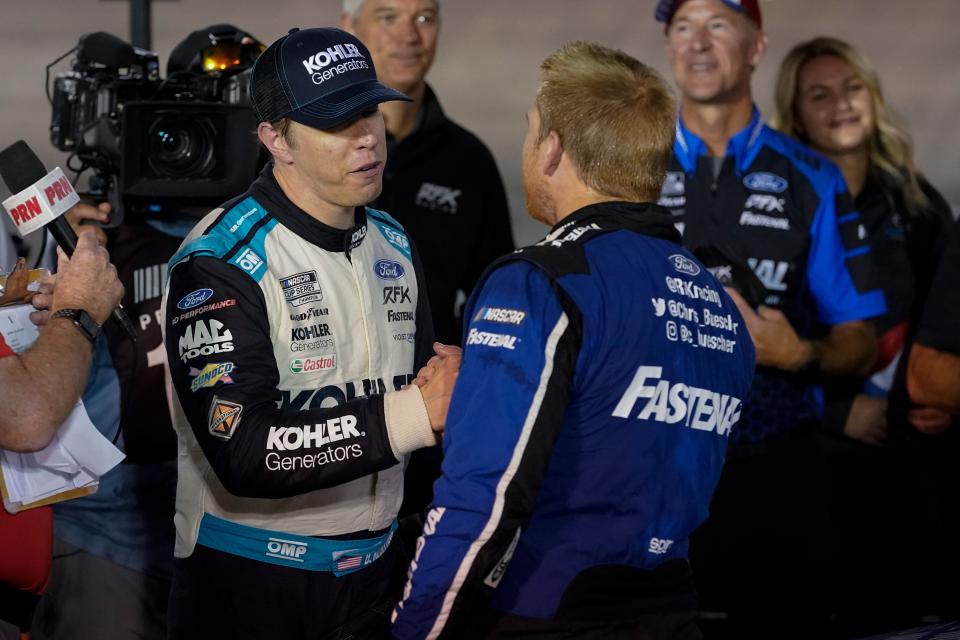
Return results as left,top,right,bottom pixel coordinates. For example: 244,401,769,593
774,36,957,630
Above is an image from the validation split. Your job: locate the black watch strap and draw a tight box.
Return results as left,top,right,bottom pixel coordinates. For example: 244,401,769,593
51,308,101,344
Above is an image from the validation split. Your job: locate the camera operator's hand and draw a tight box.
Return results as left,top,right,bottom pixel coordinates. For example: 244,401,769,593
43,231,123,325
65,202,110,246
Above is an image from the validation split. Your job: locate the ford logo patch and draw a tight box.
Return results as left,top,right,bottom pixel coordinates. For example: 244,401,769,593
669,254,701,277
743,172,788,193
177,288,214,310
374,260,405,280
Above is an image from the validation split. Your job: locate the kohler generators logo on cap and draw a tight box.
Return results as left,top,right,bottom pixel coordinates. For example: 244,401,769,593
302,43,368,85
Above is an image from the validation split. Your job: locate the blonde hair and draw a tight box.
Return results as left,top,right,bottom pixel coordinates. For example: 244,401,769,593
772,36,928,213
537,42,676,202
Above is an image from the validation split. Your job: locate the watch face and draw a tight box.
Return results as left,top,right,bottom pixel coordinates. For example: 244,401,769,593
76,311,100,337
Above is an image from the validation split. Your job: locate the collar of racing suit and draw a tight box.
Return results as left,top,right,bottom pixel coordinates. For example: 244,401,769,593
673,105,766,176
247,163,369,255
550,200,683,246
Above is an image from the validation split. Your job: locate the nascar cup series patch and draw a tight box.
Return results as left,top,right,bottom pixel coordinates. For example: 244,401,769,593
208,397,242,440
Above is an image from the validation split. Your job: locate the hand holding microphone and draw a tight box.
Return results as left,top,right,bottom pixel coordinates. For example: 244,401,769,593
0,140,136,341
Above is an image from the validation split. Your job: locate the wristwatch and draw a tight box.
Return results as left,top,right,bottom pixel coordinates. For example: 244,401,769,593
51,308,102,344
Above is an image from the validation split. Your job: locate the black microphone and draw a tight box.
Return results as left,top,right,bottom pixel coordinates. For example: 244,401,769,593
0,140,137,341
77,32,137,69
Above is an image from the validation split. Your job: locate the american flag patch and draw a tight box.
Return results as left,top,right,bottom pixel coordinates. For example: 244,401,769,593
336,556,362,571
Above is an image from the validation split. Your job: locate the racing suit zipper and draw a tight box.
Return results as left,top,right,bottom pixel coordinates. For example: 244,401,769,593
346,252,382,526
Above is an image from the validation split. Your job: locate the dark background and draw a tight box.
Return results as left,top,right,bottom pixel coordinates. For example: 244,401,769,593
2,0,956,245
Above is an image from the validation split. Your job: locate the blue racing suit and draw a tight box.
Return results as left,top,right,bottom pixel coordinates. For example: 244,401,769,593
661,107,887,442
392,201,755,639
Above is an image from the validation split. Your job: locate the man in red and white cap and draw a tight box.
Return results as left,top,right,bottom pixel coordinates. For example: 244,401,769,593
655,0,887,638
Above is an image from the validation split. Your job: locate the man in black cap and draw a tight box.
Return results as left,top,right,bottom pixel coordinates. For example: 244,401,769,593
162,27,458,639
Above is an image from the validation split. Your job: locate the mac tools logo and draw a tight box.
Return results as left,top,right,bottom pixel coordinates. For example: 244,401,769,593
301,43,369,85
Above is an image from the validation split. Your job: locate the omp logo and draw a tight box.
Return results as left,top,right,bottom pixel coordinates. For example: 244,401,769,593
302,43,364,74
290,355,337,374
208,398,242,440
612,366,743,436
374,259,405,280
744,194,785,213
382,286,411,305
747,258,790,291
649,537,674,555
466,328,517,350
235,248,264,276
415,182,462,214
380,225,411,255
266,538,308,562
740,212,790,230
266,416,362,451
179,319,234,362
229,207,259,233
474,306,527,326
189,362,235,392
669,253,701,276
177,288,214,310
743,172,788,193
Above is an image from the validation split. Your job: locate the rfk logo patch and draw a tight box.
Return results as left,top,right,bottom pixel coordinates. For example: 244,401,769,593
415,182,461,214
208,397,242,440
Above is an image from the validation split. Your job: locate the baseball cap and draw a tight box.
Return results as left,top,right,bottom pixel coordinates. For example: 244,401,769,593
250,27,411,130
655,0,763,28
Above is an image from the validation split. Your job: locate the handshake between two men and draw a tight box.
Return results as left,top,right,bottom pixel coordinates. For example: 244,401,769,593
412,342,463,437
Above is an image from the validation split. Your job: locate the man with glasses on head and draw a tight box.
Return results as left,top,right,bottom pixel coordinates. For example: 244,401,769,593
162,27,458,640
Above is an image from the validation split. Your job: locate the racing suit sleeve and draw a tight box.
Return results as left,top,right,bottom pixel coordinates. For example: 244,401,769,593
806,170,887,325
164,255,436,499
392,260,581,639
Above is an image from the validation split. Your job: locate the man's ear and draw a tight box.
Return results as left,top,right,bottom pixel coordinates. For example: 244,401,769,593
257,122,293,165
340,13,355,33
540,130,563,178
748,30,768,68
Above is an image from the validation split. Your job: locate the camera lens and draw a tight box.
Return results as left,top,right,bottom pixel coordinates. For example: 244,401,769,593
146,116,216,178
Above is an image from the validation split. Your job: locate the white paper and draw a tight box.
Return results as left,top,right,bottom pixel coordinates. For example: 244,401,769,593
0,306,125,511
